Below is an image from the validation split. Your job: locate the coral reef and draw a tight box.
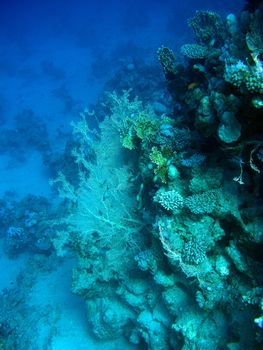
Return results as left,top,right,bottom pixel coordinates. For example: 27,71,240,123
51,4,263,350
0,194,53,257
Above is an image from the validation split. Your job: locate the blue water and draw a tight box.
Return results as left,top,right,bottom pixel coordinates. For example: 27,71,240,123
0,1,258,349
0,0,244,195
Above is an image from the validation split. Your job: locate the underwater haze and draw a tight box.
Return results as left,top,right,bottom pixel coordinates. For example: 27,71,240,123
1,0,263,349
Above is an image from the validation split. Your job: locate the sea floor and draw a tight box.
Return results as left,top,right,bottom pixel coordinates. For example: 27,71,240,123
0,239,136,349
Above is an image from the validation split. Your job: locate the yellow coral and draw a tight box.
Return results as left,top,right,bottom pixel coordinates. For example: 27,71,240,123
149,147,170,183
121,133,135,150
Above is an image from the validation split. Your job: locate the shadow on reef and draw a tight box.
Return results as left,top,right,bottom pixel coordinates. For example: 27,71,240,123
244,0,263,12
46,3,263,350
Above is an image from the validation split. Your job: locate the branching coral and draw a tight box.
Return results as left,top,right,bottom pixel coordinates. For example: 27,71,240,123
185,189,222,215
154,189,184,213
180,43,209,59
224,59,263,95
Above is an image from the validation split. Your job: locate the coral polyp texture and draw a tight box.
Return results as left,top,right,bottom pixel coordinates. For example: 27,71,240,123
51,4,263,350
